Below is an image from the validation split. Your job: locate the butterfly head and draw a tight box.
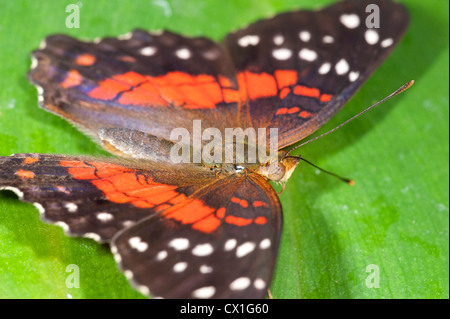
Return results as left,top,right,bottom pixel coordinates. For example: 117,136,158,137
259,151,300,184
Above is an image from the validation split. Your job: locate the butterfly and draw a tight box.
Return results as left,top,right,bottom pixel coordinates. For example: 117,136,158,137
0,0,409,298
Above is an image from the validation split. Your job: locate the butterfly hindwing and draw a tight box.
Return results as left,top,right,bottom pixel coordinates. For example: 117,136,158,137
113,172,282,298
224,0,409,148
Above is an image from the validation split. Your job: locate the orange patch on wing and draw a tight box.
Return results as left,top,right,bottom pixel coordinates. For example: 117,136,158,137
76,54,96,66
279,87,290,99
216,207,226,218
276,107,300,115
274,70,298,88
287,106,300,114
253,201,268,208
192,214,221,233
23,157,39,165
89,78,131,100
238,71,278,100
92,71,241,109
60,160,181,209
293,85,320,98
163,199,218,233
276,108,288,115
113,71,147,86
15,169,35,179
299,110,312,118
61,70,82,88
320,93,333,102
225,215,252,226
218,75,233,88
254,216,267,225
119,82,168,106
231,196,248,207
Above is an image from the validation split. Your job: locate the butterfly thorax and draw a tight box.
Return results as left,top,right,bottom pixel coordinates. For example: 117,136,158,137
204,150,300,185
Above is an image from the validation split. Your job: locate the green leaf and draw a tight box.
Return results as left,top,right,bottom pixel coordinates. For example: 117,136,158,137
0,0,448,298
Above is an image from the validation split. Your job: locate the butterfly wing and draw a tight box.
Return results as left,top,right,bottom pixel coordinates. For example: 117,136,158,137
0,153,216,242
113,172,281,298
28,30,246,148
224,0,409,148
0,154,282,298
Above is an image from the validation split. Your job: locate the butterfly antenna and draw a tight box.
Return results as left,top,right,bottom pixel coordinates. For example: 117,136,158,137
286,80,414,154
299,156,354,185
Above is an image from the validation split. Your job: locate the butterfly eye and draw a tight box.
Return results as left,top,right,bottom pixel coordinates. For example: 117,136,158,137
267,161,286,182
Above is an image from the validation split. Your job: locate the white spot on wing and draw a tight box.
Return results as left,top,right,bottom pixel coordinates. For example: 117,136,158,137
122,220,135,228
272,48,292,60
335,58,350,75
192,286,216,298
237,34,260,47
192,243,214,256
299,48,317,62
138,285,150,296
259,238,271,249
229,277,251,290
318,62,331,74
173,261,188,272
36,85,44,103
140,46,157,56
236,242,256,258
339,13,360,29
64,202,78,213
111,245,122,263
96,212,113,222
202,48,220,60
124,270,133,279
224,239,237,251
381,38,394,48
349,71,360,82
299,31,311,42
323,35,334,43
175,47,191,59
254,278,266,290
128,236,148,252
156,250,168,261
273,34,284,45
169,238,189,250
365,29,379,45
200,264,213,273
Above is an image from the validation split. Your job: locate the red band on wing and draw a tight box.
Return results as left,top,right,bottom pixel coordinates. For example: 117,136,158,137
274,70,298,88
87,71,243,109
237,71,277,100
60,160,181,209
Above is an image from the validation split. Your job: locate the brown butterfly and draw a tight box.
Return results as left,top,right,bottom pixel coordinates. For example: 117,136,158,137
0,0,409,298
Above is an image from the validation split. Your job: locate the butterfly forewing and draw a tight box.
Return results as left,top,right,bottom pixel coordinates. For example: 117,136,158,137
29,30,245,147
224,0,409,148
0,153,217,242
